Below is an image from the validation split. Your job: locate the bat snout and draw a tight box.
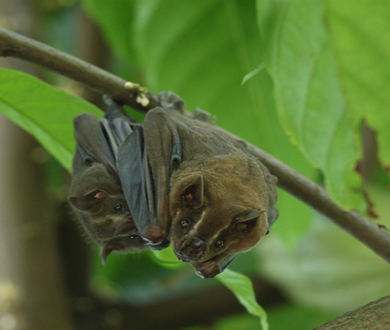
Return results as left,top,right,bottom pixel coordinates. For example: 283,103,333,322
189,237,205,249
179,236,208,261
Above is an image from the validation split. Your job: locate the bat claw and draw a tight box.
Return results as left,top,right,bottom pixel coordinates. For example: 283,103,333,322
147,239,170,250
100,244,114,265
143,225,168,245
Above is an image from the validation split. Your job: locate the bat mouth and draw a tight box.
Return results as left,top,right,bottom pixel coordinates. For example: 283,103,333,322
114,218,137,236
174,248,209,263
100,235,147,264
192,255,223,279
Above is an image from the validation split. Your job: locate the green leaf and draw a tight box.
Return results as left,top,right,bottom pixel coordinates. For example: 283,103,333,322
257,0,365,211
0,69,102,171
217,269,268,330
151,246,184,269
242,64,265,85
326,0,390,176
81,0,137,67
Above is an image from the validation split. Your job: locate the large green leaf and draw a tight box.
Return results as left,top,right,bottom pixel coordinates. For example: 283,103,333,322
217,269,268,330
82,0,317,248
257,0,365,211
326,0,390,173
82,0,137,67
0,69,102,171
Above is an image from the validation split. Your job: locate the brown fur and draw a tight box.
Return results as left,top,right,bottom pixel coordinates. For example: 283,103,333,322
143,105,278,277
68,112,148,262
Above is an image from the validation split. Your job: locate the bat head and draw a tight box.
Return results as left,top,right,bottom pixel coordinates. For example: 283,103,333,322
170,151,275,276
68,164,147,262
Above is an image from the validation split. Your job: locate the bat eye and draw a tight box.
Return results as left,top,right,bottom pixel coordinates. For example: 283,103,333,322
180,219,190,229
129,235,139,239
215,240,224,248
114,203,123,211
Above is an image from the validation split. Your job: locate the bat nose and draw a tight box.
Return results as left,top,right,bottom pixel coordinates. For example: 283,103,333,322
190,237,205,249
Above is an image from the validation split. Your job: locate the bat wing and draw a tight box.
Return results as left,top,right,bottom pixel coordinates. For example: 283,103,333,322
133,107,181,246
116,125,155,238
72,113,117,178
99,98,134,161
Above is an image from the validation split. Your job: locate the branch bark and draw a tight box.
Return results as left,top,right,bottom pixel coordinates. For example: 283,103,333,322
1,27,390,264
0,28,160,112
313,295,390,330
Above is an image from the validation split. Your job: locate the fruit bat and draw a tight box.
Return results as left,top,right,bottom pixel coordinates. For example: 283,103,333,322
138,93,279,278
68,92,278,278
68,99,148,263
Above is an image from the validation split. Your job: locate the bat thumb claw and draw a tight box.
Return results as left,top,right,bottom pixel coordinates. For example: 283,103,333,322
100,245,114,265
143,225,168,245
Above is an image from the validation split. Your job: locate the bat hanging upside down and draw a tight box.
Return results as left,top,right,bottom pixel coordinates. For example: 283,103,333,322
68,93,279,278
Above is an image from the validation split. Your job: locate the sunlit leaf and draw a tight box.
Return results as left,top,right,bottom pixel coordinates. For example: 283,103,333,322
257,0,365,211
217,269,268,330
0,69,101,171
151,246,183,269
326,0,390,177
242,64,265,85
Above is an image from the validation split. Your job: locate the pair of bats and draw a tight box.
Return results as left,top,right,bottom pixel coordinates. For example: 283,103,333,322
68,93,279,278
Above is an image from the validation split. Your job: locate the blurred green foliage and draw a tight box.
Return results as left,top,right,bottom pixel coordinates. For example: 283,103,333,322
0,0,389,329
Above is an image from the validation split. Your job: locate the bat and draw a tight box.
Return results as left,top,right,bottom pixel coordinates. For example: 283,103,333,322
139,93,279,278
113,94,183,250
68,99,148,263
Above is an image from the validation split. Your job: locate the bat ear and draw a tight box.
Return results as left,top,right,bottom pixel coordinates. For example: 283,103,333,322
68,189,107,214
265,208,279,235
235,210,266,233
181,175,204,209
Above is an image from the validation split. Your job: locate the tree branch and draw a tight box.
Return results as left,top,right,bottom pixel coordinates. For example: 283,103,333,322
1,27,390,263
0,28,160,112
313,295,390,330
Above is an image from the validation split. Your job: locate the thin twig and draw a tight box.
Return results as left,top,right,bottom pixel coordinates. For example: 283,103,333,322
1,27,390,263
0,28,159,112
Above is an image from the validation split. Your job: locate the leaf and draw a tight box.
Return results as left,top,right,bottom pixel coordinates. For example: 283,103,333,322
242,64,265,85
82,0,137,66
217,269,268,330
151,246,184,269
0,69,102,171
257,0,365,211
326,0,390,176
